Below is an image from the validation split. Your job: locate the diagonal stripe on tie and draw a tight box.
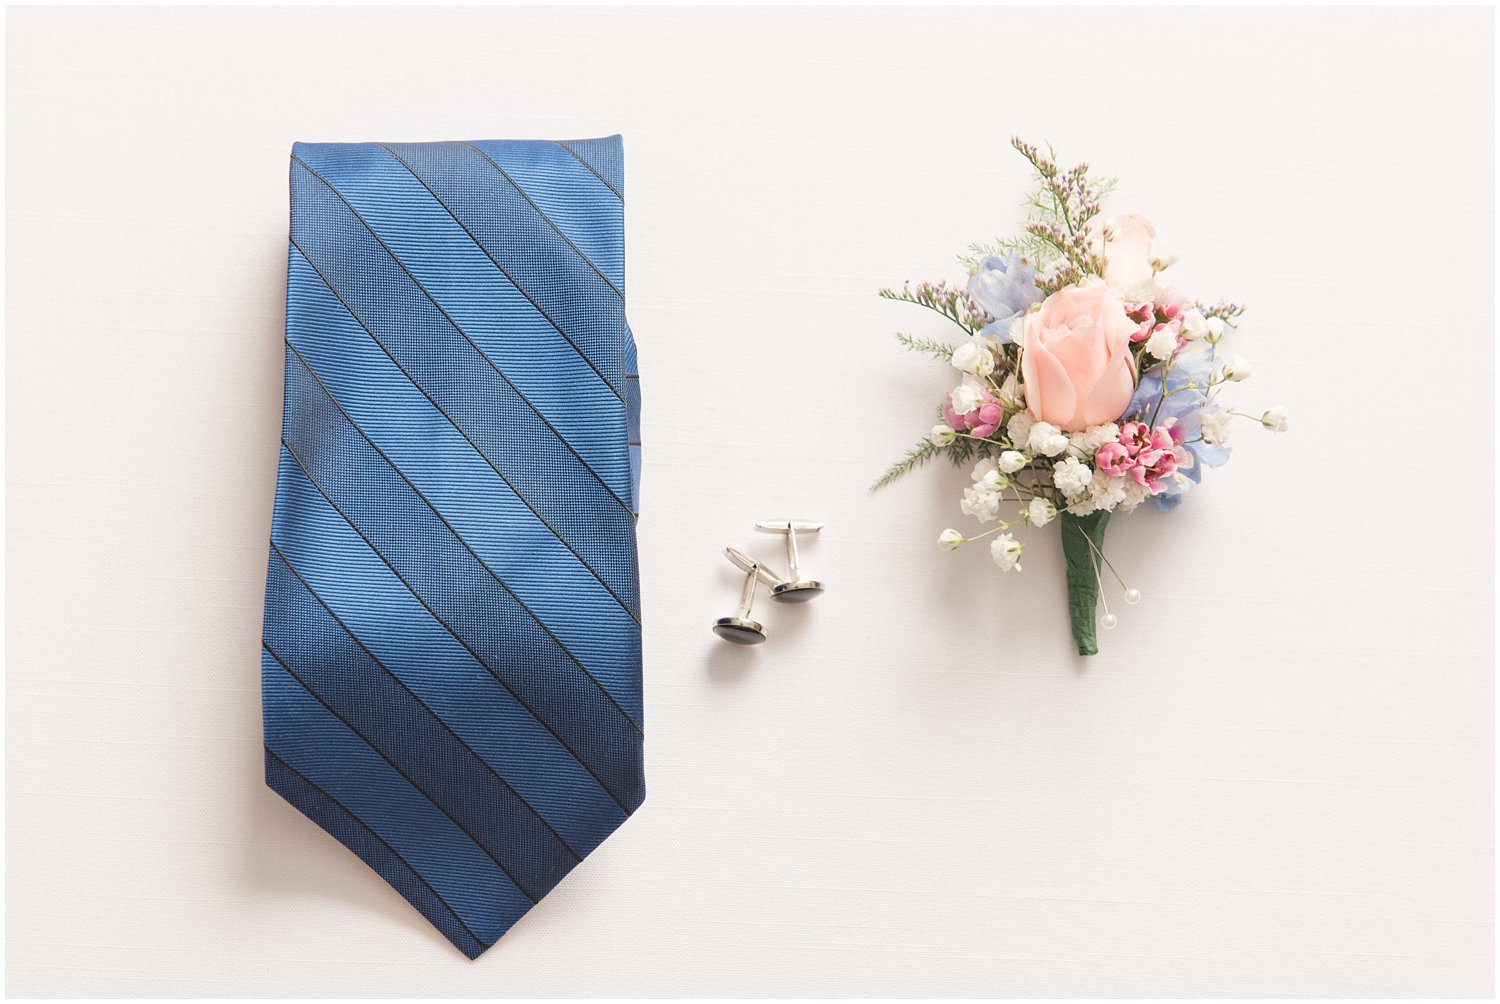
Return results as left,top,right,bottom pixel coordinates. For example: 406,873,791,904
263,137,645,957
469,140,626,292
270,447,630,855
287,180,641,619
263,748,495,958
290,155,633,513
264,548,581,896
291,143,630,500
556,138,625,200
280,343,645,795
279,281,642,718
381,142,629,390
461,141,624,299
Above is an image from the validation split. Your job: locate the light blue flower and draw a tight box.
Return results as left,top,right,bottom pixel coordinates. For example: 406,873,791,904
1126,345,1232,510
967,252,1043,343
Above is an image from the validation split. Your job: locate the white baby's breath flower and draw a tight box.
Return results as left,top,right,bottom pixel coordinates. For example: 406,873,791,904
1053,457,1094,498
950,338,995,377
997,450,1029,474
1006,411,1035,448
1027,497,1056,527
938,528,964,551
971,458,1005,487
1261,405,1291,432
1028,421,1070,457
1145,324,1179,360
962,459,1011,523
990,533,1023,572
960,489,1001,523
1147,237,1179,273
949,382,984,415
930,424,957,447
1070,422,1121,455
1118,479,1154,512
1199,409,1232,446
1088,471,1127,512
1066,496,1099,516
1220,355,1252,382
1179,308,1209,342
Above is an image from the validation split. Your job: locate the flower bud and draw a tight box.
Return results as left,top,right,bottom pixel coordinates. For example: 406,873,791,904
1261,405,1290,432
997,450,1029,474
1147,237,1179,273
930,424,957,447
938,528,964,551
1221,355,1252,382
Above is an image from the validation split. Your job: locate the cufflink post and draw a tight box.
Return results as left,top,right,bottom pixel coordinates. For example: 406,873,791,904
754,520,825,603
713,551,768,645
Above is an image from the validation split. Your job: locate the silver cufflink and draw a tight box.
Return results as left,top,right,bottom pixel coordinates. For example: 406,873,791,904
754,520,824,603
713,547,769,645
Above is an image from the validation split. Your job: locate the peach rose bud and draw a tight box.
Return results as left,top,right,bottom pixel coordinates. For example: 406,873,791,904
1020,281,1137,433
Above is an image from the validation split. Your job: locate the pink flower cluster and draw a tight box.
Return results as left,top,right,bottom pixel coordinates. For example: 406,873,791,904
1094,420,1193,494
1124,286,1186,344
943,387,1004,440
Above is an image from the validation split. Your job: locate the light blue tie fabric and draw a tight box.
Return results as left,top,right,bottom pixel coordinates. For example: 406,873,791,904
261,137,643,958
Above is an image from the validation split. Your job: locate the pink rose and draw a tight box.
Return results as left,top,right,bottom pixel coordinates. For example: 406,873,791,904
1020,281,1137,432
1102,214,1157,293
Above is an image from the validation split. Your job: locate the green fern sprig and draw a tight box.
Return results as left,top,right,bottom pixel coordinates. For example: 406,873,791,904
870,438,941,492
894,332,955,361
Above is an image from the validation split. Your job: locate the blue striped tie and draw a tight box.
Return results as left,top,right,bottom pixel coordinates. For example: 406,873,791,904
261,137,644,958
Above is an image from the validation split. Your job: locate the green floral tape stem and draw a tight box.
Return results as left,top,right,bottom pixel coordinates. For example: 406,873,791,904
1060,510,1111,656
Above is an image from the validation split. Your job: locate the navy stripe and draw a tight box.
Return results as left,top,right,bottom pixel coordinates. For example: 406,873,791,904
263,549,580,900
270,446,631,855
281,338,644,734
287,181,640,618
279,348,646,807
290,144,630,498
471,139,626,292
376,141,626,401
556,137,624,200
281,257,644,714
290,156,633,514
381,142,628,389
462,142,624,299
264,748,491,959
263,648,536,946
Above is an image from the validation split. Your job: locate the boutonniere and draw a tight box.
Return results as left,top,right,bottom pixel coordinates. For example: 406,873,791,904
874,139,1287,654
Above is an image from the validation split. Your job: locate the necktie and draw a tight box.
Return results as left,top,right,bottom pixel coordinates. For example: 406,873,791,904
260,137,644,958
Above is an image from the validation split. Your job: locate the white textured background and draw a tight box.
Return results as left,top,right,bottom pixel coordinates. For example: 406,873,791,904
5,6,1494,998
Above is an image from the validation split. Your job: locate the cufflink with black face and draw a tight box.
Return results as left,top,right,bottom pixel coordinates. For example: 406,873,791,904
713,547,770,645
712,521,825,644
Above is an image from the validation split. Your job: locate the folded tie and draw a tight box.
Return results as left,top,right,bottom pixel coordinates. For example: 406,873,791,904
261,137,644,957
